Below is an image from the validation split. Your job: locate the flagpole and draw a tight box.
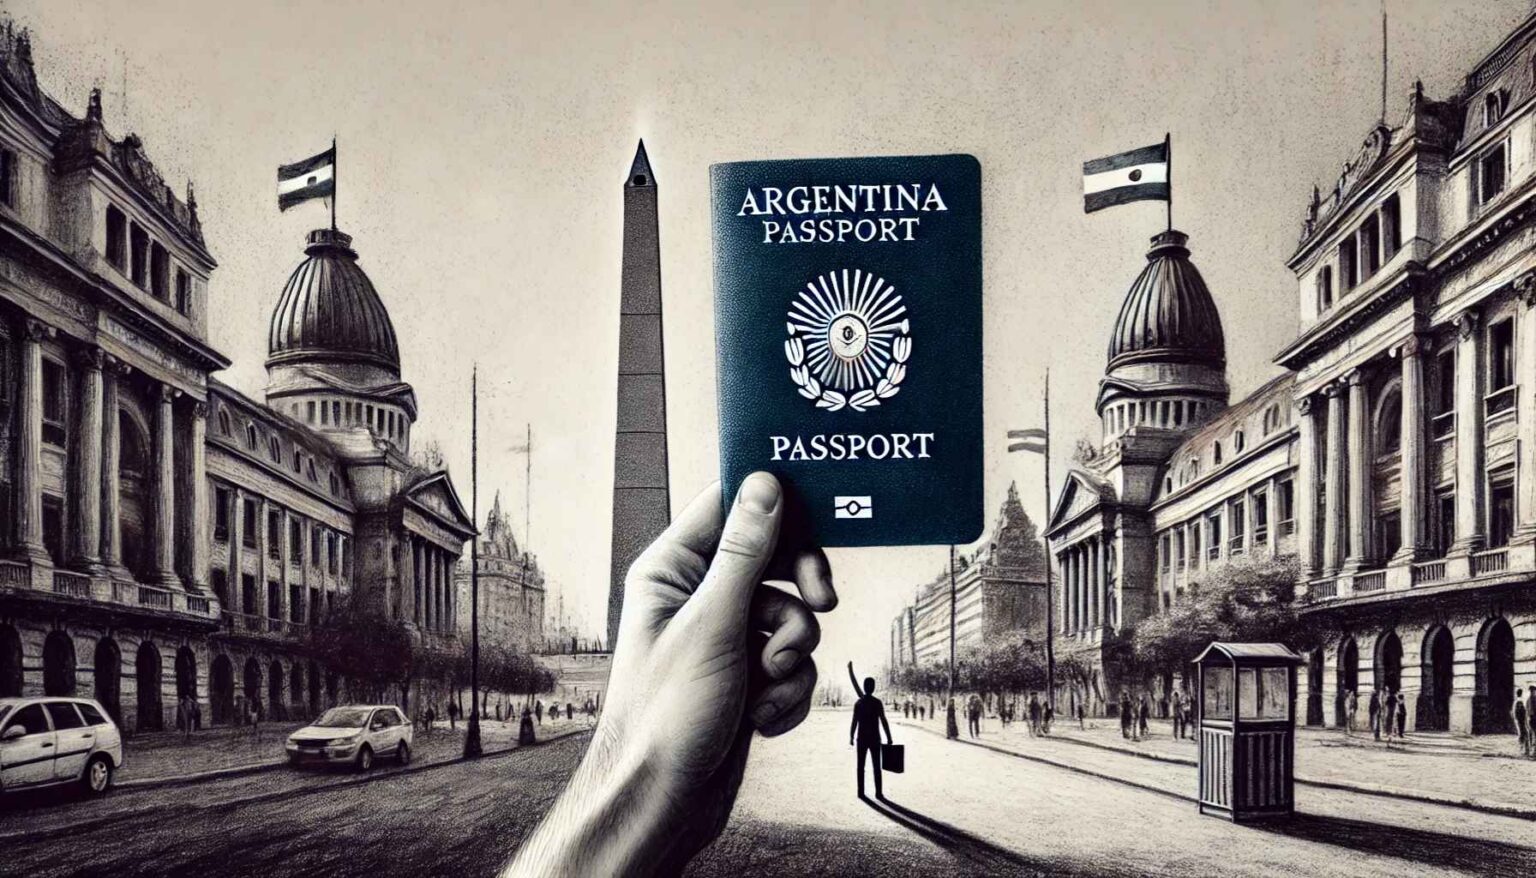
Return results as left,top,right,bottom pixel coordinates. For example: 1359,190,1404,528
330,136,338,232
464,363,483,759
1164,132,1172,233
1043,369,1055,710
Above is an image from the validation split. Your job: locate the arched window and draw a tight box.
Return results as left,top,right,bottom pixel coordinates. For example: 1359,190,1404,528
268,435,281,463
1213,442,1223,465
329,473,340,496
1377,387,1402,454
217,408,231,436
245,423,257,451
1484,89,1508,127
1233,430,1245,453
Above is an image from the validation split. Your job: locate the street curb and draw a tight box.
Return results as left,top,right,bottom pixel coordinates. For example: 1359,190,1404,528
0,727,594,846
896,719,1536,821
116,723,593,792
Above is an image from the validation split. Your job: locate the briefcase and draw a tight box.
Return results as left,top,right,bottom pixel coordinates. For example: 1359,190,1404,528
882,743,905,773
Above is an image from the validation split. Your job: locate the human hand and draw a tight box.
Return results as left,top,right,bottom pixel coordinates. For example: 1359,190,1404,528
505,473,836,877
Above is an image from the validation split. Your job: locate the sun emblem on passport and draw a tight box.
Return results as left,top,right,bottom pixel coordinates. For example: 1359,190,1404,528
783,269,912,412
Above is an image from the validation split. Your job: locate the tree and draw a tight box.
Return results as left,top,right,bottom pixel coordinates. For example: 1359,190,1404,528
1128,557,1313,683
306,607,415,704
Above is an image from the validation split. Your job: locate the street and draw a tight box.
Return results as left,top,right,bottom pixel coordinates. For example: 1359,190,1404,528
2,710,1531,877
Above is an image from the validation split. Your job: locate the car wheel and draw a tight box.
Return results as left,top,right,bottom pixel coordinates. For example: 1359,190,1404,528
396,741,411,766
82,755,113,796
356,745,374,772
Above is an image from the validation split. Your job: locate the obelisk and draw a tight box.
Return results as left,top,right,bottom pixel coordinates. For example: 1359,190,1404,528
607,140,671,650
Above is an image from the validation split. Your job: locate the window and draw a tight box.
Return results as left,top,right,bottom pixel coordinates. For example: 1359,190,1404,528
1378,389,1402,453
41,358,66,446
1233,430,1245,453
293,449,303,474
307,460,317,482
1359,214,1380,277
78,703,107,726
268,581,281,620
1483,89,1508,127
320,401,328,426
1378,511,1402,560
1490,318,1515,391
4,704,48,738
1213,442,1223,465
1229,498,1246,554
245,424,258,451
1206,513,1222,561
1433,349,1456,438
310,587,322,623
1191,525,1201,568
329,472,340,496
41,495,62,562
1436,492,1456,557
1160,534,1171,572
1176,530,1187,570
290,584,305,623
175,268,191,315
1316,265,1334,312
45,702,85,731
290,519,303,564
0,147,14,208
1338,234,1357,292
1489,477,1516,548
267,511,281,559
268,435,281,463
242,574,257,615
214,487,231,541
306,401,316,423
312,526,323,565
1478,142,1507,206
150,242,169,301
1279,479,1295,524
1253,490,1269,544
242,498,257,548
218,408,231,435
105,205,127,268
331,400,340,425
1381,194,1401,261
211,568,228,606
129,223,148,288
327,534,338,575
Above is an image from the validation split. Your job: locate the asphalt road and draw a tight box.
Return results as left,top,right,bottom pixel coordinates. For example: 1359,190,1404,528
2,711,1532,877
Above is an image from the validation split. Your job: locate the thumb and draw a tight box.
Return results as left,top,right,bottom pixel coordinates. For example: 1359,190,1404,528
692,472,782,630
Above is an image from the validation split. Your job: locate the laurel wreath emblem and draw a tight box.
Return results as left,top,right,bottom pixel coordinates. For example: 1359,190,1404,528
783,269,912,413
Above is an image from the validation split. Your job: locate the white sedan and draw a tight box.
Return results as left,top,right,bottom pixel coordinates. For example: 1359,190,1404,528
285,705,412,770
0,697,123,797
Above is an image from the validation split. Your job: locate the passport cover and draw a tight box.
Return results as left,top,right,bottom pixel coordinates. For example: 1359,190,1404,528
711,154,983,547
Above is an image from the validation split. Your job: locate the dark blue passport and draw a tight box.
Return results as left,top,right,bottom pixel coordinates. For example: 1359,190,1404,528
711,154,983,547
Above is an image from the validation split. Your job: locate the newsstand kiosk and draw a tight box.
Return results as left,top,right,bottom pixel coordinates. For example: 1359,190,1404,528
1194,642,1303,822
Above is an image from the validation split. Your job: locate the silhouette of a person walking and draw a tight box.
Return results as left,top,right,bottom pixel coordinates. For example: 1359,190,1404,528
847,662,893,800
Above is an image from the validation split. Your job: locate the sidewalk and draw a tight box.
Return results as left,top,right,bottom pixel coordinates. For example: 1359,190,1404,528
893,711,1536,817
118,714,596,787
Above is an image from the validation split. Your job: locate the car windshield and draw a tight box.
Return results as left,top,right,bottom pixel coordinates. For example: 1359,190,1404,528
0,704,10,726
313,707,371,728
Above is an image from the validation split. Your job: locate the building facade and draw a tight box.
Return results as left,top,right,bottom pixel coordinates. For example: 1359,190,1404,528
1048,10,1536,734
891,483,1049,670
0,23,474,732
455,492,545,653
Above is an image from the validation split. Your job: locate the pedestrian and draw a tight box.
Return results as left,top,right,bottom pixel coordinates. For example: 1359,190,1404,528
1138,695,1150,740
178,695,195,742
1526,686,1536,758
847,663,894,800
1119,691,1133,740
425,704,437,734
1394,691,1407,742
1368,689,1381,741
495,702,502,722
536,699,544,725
1076,701,1085,730
1159,691,1170,720
1028,693,1042,737
1170,692,1182,739
967,694,982,738
1043,702,1054,735
249,698,263,743
1515,688,1530,757
519,706,536,745
567,702,574,721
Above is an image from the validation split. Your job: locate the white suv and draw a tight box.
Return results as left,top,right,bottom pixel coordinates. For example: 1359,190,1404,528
285,705,412,770
0,697,123,796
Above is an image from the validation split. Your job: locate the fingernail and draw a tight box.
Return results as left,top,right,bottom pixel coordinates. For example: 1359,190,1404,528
751,702,780,726
772,649,801,677
739,473,780,513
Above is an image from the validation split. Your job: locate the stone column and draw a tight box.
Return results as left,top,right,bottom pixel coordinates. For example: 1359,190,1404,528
1395,335,1428,562
189,403,209,591
409,537,421,626
100,358,127,573
1056,552,1068,635
1297,395,1319,575
428,546,439,632
1451,309,1485,557
1516,274,1536,540
74,349,104,571
15,319,50,562
1343,368,1371,572
255,496,267,617
279,508,291,625
153,384,181,588
1095,537,1106,630
1323,383,1347,573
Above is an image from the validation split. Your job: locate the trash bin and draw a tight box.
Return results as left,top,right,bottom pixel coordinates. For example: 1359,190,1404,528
1194,642,1303,822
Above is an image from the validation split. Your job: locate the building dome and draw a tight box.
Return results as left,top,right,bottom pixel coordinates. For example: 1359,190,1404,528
1106,230,1225,371
267,229,400,374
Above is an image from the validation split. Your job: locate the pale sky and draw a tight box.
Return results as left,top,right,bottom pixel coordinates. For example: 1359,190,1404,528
8,0,1527,674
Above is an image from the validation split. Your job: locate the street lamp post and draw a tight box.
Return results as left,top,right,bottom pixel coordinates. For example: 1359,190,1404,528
464,364,483,758
1007,370,1055,710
